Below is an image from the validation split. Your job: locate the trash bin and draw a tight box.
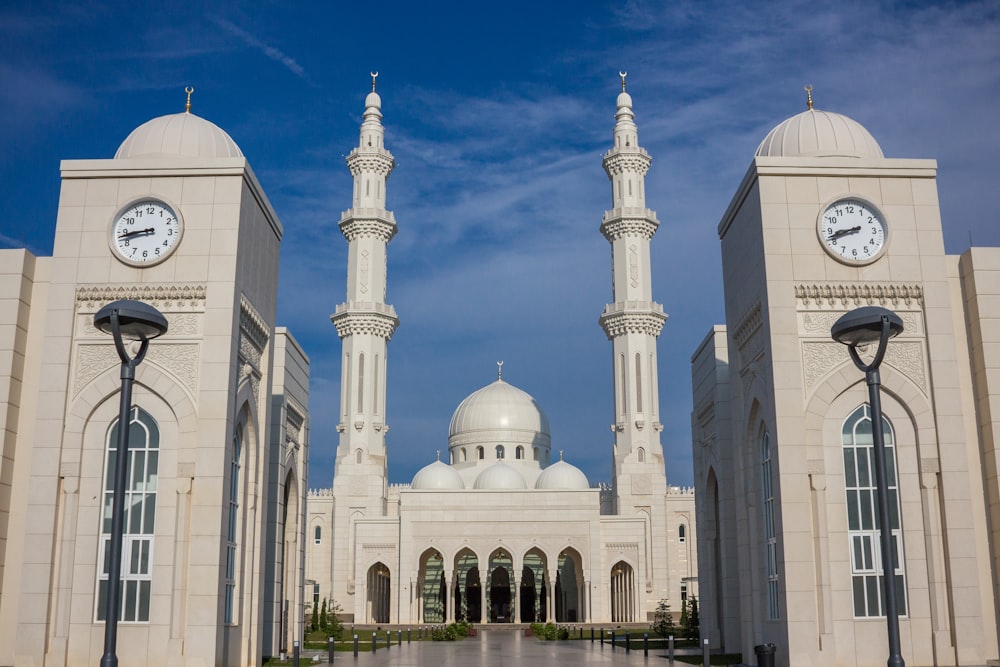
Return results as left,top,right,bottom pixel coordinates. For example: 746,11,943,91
754,643,776,667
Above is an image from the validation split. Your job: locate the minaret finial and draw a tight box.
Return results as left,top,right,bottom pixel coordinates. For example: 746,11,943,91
619,71,627,92
371,71,379,92
559,450,564,461
184,86,194,113
436,450,440,462
804,84,814,110
497,360,504,380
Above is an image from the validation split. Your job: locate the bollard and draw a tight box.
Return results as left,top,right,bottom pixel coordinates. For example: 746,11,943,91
372,631,377,653
668,635,674,663
611,630,616,650
626,630,631,653
643,632,648,657
579,626,583,639
386,630,391,649
397,630,402,646
591,627,594,643
328,636,335,663
408,627,411,643
353,634,358,657
600,628,604,646
293,640,300,667
702,638,709,667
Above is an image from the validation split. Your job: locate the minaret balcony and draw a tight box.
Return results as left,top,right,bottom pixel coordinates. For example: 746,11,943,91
600,208,659,241
599,302,667,339
331,302,399,340
338,210,397,242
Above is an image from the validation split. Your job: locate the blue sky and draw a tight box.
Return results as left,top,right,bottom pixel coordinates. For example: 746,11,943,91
2,1,998,489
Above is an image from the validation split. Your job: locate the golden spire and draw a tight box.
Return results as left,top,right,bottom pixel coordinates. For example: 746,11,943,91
619,70,628,92
497,360,504,380
184,86,194,113
370,71,378,92
804,84,814,110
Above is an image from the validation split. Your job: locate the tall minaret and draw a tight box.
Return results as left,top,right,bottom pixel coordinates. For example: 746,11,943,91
331,73,398,511
599,74,668,514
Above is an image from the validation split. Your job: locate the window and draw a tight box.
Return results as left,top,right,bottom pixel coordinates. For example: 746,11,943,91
761,431,779,620
680,582,688,603
843,405,906,617
314,526,321,544
516,446,524,460
96,407,158,622
225,429,243,624
678,524,686,543
477,446,484,460
496,445,505,459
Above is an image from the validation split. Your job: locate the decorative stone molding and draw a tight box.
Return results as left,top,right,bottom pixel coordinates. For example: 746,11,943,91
345,149,395,177
339,213,397,243
600,212,659,242
331,308,399,340
635,420,645,430
801,340,926,395
601,150,651,177
354,420,365,432
76,283,207,311
604,542,639,552
798,309,924,338
74,343,200,396
599,303,667,339
794,283,923,308
239,295,270,351
732,301,762,351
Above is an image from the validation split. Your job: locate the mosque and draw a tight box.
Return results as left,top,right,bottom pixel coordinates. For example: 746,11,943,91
303,76,698,626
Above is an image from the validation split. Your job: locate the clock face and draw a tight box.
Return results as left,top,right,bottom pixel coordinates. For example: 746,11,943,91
110,199,183,266
817,198,887,265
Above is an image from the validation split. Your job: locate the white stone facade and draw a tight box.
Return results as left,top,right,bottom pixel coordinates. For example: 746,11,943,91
692,97,1000,666
305,80,696,628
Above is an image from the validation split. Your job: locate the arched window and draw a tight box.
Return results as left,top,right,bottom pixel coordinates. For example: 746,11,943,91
516,446,524,460
678,524,686,543
314,526,321,544
477,446,485,460
843,405,906,617
496,445,505,459
761,430,778,620
461,448,467,462
225,428,243,624
96,406,158,622
637,447,646,463
355,449,363,464
533,447,539,461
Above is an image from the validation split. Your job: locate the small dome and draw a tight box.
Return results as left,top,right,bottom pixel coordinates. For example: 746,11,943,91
365,91,382,109
756,108,883,159
411,460,465,490
473,461,527,490
116,112,244,159
616,91,633,109
448,379,551,452
535,460,590,490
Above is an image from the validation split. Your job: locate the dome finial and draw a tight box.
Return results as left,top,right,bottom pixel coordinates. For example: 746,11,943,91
559,450,564,461
619,71,627,92
184,86,194,114
436,449,440,462
371,71,379,92
497,360,503,380
804,84,814,110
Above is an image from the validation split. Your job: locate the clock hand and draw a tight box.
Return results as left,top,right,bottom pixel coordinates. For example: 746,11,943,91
827,226,861,240
118,227,155,239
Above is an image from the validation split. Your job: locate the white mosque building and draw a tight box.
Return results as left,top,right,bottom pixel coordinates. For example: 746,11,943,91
304,78,697,626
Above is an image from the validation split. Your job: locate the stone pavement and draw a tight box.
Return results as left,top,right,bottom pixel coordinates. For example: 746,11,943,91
315,627,692,666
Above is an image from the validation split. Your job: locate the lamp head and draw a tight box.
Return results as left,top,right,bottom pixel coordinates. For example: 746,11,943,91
831,306,903,347
94,300,168,341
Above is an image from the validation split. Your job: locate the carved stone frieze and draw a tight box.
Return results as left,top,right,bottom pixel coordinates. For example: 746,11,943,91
75,343,200,396
604,542,639,552
801,340,926,395
733,301,762,350
799,309,923,338
76,283,207,312
599,308,667,339
794,283,923,309
331,310,399,340
239,296,270,352
345,149,395,177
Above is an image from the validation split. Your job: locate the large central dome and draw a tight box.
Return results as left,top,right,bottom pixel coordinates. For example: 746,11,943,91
115,112,244,160
448,378,551,461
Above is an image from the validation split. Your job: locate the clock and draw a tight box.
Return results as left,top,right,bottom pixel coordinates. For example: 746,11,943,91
110,199,183,266
817,197,887,265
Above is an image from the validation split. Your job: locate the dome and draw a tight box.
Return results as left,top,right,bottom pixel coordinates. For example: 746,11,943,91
115,112,244,159
365,91,382,109
473,461,527,490
616,91,633,109
756,108,883,159
535,460,590,490
411,460,465,490
448,379,551,452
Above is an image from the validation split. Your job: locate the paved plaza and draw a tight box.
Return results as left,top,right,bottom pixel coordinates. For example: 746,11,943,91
319,628,696,666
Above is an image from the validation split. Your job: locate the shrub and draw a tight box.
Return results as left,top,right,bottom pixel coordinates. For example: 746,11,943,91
652,599,675,637
543,622,557,640
557,626,569,640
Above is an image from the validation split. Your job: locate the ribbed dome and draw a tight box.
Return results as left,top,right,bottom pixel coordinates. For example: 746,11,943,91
756,109,883,159
365,91,382,109
448,379,551,453
473,461,527,490
116,112,244,159
535,460,590,490
411,460,465,490
616,91,633,109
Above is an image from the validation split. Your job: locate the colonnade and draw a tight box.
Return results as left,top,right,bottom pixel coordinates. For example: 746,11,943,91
610,561,635,622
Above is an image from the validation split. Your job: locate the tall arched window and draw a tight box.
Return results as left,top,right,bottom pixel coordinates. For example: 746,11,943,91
477,446,485,460
314,525,322,544
225,429,243,624
516,446,524,460
678,524,686,543
96,406,158,622
761,430,779,620
842,405,906,617
496,445,505,459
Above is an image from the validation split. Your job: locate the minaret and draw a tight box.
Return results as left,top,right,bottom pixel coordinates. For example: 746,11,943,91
599,73,668,513
331,73,398,509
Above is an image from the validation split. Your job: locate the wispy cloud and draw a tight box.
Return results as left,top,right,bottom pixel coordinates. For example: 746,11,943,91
210,16,308,80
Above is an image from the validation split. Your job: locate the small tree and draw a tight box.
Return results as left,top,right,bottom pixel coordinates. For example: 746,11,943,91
652,599,675,637
327,599,345,640
309,600,318,632
688,596,700,640
679,598,689,637
320,598,329,631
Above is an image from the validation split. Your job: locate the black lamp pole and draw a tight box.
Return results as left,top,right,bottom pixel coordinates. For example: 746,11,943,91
94,300,168,667
832,306,905,667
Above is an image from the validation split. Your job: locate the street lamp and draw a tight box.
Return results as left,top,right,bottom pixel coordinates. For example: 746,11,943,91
831,306,905,667
94,300,168,667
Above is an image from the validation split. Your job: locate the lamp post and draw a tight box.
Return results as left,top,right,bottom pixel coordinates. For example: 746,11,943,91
94,300,168,667
831,306,905,667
